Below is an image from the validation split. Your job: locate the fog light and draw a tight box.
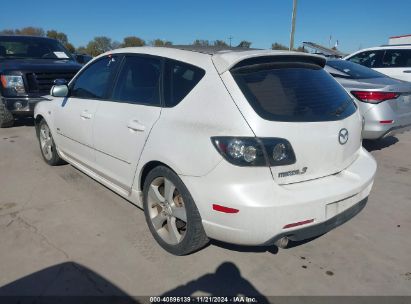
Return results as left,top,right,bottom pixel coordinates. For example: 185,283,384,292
14,102,23,110
272,143,287,162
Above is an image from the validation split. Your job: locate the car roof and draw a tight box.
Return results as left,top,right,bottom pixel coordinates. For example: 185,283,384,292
351,45,411,52
0,35,57,41
107,46,326,74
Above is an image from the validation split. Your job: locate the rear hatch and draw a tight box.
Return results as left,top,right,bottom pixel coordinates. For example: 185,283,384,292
219,54,362,185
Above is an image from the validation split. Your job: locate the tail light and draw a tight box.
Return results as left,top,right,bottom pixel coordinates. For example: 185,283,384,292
351,91,400,104
211,137,296,167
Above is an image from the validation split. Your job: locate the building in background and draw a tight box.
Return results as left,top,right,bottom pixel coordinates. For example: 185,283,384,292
389,34,411,45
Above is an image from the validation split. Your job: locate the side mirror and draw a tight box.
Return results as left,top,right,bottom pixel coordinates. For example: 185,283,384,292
51,84,69,97
53,78,68,86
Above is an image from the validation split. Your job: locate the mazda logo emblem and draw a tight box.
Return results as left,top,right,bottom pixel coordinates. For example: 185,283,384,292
339,128,349,145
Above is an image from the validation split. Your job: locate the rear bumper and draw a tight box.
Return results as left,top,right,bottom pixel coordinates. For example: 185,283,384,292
361,101,411,139
265,198,367,245
2,96,50,116
180,148,377,246
379,123,411,139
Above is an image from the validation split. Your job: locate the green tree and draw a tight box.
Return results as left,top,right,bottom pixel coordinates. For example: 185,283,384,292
294,45,307,53
122,36,145,47
46,30,76,53
271,42,288,50
151,39,172,47
0,29,16,35
86,36,114,56
76,46,88,54
64,42,76,53
111,41,121,50
1,27,45,36
214,40,228,47
15,27,45,37
193,39,210,46
46,30,68,44
152,39,164,46
237,40,252,48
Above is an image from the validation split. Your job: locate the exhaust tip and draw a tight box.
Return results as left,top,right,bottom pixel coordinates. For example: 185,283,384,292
274,237,289,249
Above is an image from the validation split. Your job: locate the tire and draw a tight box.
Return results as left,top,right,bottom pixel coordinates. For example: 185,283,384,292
37,119,65,166
143,166,209,255
0,101,14,128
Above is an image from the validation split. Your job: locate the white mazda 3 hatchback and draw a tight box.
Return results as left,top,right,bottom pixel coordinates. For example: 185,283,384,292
34,47,377,255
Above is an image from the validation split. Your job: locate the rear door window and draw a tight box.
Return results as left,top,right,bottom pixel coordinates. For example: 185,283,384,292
231,58,356,122
111,55,162,106
163,59,205,107
347,50,384,68
381,49,411,68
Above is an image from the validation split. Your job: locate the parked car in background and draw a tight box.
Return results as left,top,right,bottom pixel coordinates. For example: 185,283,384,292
34,47,376,255
325,59,411,140
0,35,81,127
73,53,92,65
344,45,411,82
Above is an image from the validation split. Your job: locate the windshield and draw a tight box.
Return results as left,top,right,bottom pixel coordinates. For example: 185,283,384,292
0,36,73,60
327,60,385,79
231,61,356,122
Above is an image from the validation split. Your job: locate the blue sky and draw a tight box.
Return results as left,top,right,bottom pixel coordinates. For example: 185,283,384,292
1,0,410,53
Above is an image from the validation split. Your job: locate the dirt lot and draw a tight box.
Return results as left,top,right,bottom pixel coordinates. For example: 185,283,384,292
0,121,410,298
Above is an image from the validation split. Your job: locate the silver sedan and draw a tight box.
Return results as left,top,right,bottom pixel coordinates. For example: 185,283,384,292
325,60,411,140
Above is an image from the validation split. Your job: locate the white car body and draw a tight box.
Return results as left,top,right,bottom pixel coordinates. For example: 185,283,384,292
34,47,377,250
344,45,411,82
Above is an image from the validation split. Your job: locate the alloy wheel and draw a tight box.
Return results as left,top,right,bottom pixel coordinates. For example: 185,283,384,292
39,123,53,161
147,176,187,245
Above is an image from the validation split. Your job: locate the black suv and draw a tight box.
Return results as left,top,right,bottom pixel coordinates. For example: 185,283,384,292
0,35,82,127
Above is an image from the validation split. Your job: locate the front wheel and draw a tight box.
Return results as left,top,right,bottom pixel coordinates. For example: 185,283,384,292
37,119,65,166
143,166,209,255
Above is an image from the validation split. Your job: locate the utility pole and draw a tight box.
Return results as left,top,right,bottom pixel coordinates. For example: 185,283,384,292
289,0,298,51
228,36,233,47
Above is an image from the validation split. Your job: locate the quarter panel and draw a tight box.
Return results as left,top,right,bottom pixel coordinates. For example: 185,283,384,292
34,98,60,144
134,59,254,183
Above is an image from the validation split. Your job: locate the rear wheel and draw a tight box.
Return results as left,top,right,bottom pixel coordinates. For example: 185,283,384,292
143,166,209,255
0,102,14,128
38,119,65,166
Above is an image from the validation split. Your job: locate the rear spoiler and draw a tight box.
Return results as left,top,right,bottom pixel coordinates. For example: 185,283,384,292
212,51,326,74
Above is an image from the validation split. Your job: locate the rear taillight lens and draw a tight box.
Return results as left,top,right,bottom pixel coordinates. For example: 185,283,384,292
211,137,296,167
351,91,400,104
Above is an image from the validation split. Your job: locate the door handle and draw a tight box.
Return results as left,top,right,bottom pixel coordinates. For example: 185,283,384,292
80,111,92,119
403,70,411,73
127,119,146,132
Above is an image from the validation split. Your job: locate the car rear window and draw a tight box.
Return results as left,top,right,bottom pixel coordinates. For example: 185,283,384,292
231,59,356,122
327,60,385,79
